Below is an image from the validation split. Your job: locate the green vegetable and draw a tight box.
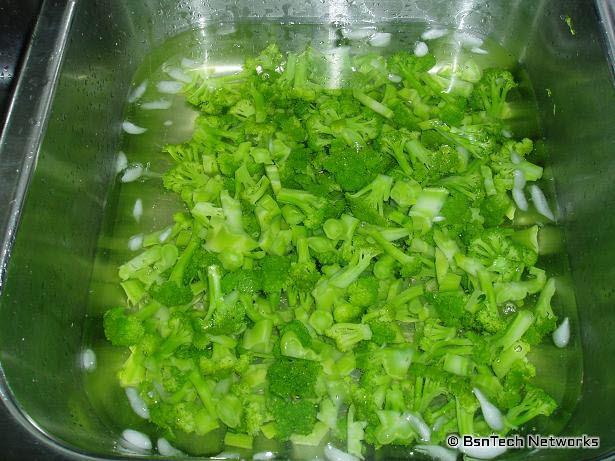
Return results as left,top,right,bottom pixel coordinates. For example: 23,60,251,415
103,42,559,456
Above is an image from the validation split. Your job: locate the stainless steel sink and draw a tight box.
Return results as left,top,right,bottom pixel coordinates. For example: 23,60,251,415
0,0,614,459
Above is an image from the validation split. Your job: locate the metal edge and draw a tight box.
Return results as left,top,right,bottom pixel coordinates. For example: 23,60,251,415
0,0,73,290
596,0,615,79
0,0,127,459
0,1,611,460
583,6,615,461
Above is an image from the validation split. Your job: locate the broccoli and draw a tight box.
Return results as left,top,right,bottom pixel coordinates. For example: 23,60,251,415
348,276,379,308
325,323,373,352
267,357,321,399
104,307,145,347
470,69,518,119
505,385,557,428
379,126,415,177
260,254,292,294
151,280,193,306
405,139,463,182
103,43,558,457
322,140,393,192
481,192,513,227
429,290,468,327
367,321,400,346
221,269,262,294
346,174,394,225
268,395,318,439
199,265,247,336
524,278,558,344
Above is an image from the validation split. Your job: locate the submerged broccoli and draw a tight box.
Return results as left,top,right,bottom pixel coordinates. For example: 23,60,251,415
103,42,558,457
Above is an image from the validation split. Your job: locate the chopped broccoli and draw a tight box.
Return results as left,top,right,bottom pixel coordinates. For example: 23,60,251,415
103,43,558,457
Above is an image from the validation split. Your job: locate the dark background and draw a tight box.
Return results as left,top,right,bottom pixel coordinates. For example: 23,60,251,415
0,2,60,459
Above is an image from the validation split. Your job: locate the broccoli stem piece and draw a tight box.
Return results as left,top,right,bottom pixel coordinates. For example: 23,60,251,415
188,370,218,418
329,249,379,289
220,190,244,234
494,310,535,351
409,187,449,233
493,340,530,379
169,223,202,285
353,90,394,119
360,226,416,269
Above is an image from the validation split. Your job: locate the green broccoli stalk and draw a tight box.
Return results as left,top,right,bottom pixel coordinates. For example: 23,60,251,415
329,248,380,289
360,226,421,277
493,310,535,351
276,188,327,229
199,265,246,336
353,89,394,119
455,390,479,435
524,278,557,344
347,405,368,458
409,187,449,234
493,340,531,379
204,193,259,270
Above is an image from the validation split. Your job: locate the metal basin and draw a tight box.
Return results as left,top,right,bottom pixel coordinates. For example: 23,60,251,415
0,0,614,459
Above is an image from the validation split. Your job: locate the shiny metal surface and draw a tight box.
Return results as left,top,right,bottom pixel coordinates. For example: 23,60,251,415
0,0,613,460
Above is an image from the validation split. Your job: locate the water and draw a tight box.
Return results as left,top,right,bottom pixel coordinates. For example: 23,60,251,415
82,22,582,458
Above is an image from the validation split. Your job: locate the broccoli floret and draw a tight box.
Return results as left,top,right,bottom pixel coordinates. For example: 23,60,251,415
288,235,320,296
267,357,321,399
360,226,420,276
151,280,193,306
429,290,468,327
329,247,380,289
333,301,365,324
268,395,318,440
379,126,414,177
103,307,144,347
405,139,463,182
346,174,394,225
325,323,372,352
275,188,326,229
367,321,399,346
280,320,312,347
388,52,437,97
260,254,291,294
149,400,219,436
183,248,220,285
470,69,518,119
348,276,379,308
469,228,538,283
221,269,262,294
322,140,393,192
481,192,513,227
156,312,195,358
505,385,557,429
